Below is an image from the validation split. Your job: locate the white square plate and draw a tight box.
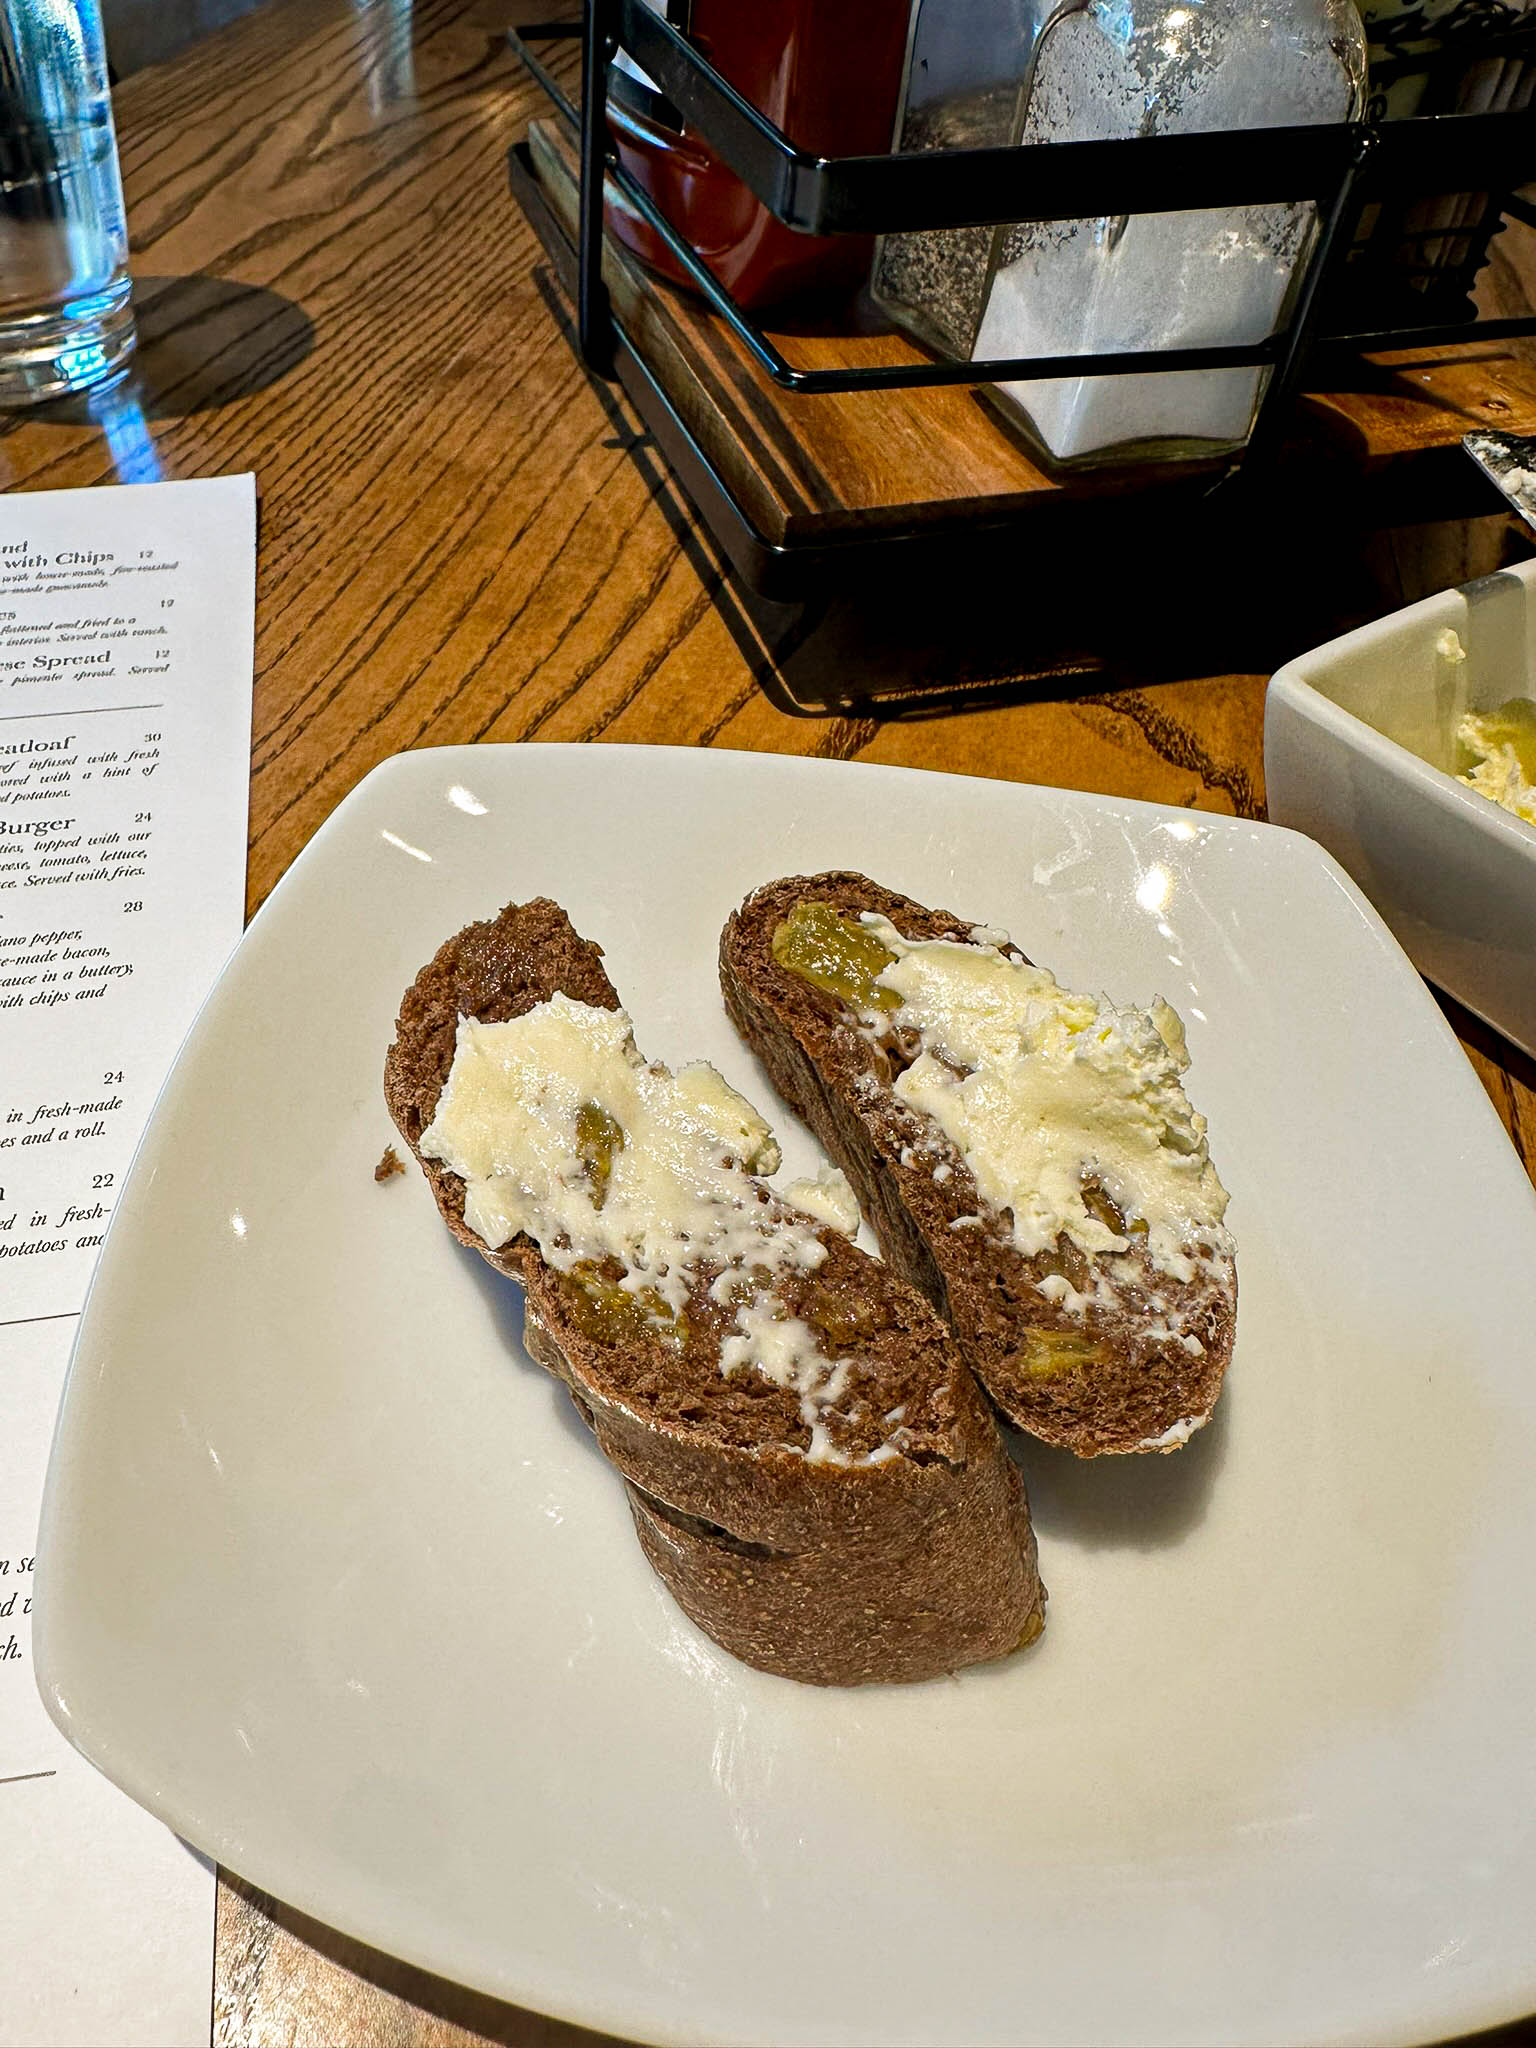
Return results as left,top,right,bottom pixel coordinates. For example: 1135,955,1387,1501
36,745,1536,2048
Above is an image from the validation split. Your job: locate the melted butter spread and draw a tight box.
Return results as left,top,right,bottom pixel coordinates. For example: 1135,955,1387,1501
1456,697,1536,828
420,995,890,1462
779,1165,860,1237
848,913,1230,1278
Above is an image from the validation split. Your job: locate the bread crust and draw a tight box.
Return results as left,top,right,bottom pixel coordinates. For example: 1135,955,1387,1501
385,898,1044,1685
720,873,1237,1458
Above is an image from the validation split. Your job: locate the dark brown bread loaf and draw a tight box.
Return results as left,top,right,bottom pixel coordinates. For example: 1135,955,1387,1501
720,873,1237,1458
384,899,1044,1685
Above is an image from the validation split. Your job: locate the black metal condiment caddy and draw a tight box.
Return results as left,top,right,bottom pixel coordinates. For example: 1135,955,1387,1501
505,0,1536,704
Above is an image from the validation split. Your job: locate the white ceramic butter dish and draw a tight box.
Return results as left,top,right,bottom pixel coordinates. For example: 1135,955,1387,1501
1266,558,1536,1058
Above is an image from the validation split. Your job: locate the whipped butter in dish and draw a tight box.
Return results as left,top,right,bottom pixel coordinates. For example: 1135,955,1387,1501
1455,697,1536,828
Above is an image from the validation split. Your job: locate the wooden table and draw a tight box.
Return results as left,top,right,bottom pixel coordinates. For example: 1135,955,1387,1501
3,2,1533,2041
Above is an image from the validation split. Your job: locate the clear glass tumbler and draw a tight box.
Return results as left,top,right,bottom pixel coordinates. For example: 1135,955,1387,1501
0,0,134,404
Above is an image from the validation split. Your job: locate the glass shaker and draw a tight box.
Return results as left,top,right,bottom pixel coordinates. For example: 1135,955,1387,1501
869,0,1047,358
873,0,1368,472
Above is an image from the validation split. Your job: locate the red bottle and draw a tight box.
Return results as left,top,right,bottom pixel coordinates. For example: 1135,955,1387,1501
607,0,914,312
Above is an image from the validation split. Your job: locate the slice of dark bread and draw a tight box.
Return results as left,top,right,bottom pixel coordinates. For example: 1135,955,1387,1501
384,898,1044,1686
720,873,1237,1459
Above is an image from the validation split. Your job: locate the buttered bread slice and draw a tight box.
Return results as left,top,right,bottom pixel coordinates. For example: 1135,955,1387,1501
384,899,1044,1685
720,874,1237,1458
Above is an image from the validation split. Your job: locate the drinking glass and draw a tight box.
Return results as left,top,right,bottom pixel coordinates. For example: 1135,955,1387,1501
0,0,134,404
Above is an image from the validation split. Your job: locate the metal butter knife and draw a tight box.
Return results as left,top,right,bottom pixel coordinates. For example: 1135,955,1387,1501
1464,430,1536,532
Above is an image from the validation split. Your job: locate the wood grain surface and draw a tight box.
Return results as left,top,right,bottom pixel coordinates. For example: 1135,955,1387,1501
1,1,1533,2042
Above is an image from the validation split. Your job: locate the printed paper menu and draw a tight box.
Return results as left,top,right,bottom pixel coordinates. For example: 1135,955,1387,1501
0,475,255,2048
